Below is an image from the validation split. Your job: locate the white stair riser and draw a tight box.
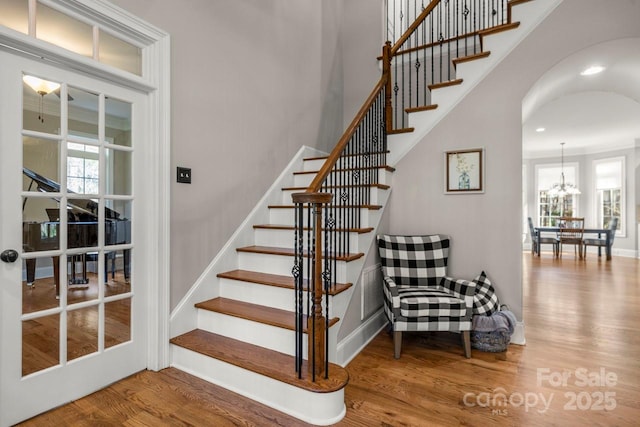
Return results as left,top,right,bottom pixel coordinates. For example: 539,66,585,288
197,309,304,357
293,169,393,187
219,278,295,312
270,206,374,228
219,278,342,318
302,158,326,171
238,252,348,283
293,173,317,187
254,228,360,252
171,346,346,426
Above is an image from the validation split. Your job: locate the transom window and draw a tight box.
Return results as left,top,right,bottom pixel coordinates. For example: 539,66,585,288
0,0,142,75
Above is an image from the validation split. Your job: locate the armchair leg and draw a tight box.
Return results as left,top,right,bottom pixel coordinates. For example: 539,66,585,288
394,331,402,359
462,331,471,358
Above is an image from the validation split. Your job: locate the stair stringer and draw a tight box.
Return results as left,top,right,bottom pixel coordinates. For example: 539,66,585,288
169,145,327,339
387,0,563,166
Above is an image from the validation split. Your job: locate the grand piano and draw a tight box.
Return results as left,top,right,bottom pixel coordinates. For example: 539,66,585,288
22,167,131,295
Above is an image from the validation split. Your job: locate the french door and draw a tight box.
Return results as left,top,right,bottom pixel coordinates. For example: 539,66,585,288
0,51,149,426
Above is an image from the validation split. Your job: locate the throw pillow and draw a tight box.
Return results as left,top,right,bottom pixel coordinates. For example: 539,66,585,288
473,271,500,315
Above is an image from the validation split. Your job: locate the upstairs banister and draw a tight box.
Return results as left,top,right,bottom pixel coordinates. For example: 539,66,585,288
300,76,388,195
390,0,442,55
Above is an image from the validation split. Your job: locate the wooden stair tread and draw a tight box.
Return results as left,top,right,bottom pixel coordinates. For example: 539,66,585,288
405,104,438,114
195,297,339,330
478,21,520,37
282,183,389,192
303,151,389,162
253,224,374,234
428,78,463,90
293,164,396,175
387,127,414,135
236,245,364,262
268,204,382,210
452,51,490,67
217,269,352,295
170,329,349,393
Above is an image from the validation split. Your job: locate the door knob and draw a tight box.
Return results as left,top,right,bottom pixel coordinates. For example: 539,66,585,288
1,249,19,263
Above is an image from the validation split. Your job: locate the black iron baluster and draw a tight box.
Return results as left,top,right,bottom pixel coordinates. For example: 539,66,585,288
447,0,451,81
456,0,460,63
438,3,443,84
293,203,302,378
422,3,427,106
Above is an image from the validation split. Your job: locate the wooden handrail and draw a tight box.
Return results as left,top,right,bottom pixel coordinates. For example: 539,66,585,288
390,0,442,55
378,28,488,61
302,76,387,194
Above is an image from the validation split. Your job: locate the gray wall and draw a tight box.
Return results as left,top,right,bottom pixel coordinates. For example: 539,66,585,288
110,0,367,309
385,0,640,321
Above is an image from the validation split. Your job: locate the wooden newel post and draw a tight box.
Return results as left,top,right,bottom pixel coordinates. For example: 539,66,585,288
382,41,393,132
291,192,332,379
309,201,326,377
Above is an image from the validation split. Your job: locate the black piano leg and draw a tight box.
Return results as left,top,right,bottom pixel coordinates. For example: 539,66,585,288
69,254,89,285
25,258,36,287
123,249,131,282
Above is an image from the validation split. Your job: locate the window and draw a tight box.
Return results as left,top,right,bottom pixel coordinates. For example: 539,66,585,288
594,157,624,236
67,142,99,194
1,1,142,75
535,164,579,226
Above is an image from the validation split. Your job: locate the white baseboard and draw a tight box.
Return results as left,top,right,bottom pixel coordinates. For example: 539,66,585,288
336,309,388,367
510,321,526,346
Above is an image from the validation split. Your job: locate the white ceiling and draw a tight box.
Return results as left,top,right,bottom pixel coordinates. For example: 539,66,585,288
522,38,640,159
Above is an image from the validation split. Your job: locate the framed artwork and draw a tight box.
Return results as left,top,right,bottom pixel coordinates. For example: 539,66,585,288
445,148,484,194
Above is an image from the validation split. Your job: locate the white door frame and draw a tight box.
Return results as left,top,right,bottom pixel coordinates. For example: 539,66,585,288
0,0,171,371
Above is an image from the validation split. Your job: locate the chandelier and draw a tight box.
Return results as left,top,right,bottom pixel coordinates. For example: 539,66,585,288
548,142,580,197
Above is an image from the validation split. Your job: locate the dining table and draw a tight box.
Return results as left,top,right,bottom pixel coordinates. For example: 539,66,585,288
534,226,613,260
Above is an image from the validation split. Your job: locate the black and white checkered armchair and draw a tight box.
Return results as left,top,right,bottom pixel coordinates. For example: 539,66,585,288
377,234,474,359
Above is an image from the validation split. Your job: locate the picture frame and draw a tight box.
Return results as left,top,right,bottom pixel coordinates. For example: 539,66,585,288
445,148,484,194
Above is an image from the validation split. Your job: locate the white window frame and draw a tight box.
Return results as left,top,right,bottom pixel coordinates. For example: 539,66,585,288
534,162,580,227
593,156,625,237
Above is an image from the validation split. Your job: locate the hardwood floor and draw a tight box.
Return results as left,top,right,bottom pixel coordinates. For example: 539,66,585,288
21,271,131,376
19,253,639,426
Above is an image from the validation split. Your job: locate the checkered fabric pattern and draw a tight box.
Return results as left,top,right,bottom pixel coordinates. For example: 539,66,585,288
377,234,449,286
472,271,500,315
378,235,472,333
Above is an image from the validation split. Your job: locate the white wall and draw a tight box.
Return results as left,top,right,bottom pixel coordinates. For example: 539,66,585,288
385,0,640,321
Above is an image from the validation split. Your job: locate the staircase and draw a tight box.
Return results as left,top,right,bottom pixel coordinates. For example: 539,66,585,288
170,149,391,424
169,0,561,425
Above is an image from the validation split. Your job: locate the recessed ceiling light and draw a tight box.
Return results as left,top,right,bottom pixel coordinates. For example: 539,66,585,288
580,65,605,76
536,127,545,132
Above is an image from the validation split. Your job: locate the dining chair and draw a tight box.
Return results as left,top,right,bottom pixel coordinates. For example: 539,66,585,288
557,217,585,259
527,217,558,257
582,217,617,259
